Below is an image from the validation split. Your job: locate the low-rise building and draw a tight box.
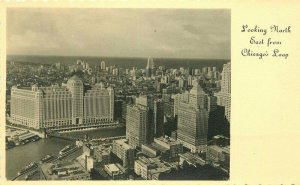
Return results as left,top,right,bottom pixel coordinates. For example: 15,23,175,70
104,163,127,180
134,156,172,180
207,145,230,172
179,152,206,167
77,154,95,172
93,145,111,166
207,145,229,163
154,137,183,158
141,144,159,158
211,135,230,146
134,156,157,179
41,161,90,180
112,139,135,169
148,166,172,180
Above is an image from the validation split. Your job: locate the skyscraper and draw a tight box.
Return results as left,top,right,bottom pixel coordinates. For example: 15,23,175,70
153,99,164,137
135,95,155,143
215,62,231,123
100,60,106,70
136,95,154,110
145,57,154,77
176,80,208,153
189,80,207,110
126,104,149,148
146,57,154,69
220,62,231,94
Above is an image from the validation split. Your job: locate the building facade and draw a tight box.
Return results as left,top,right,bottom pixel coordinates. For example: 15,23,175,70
10,75,115,130
134,156,171,180
126,104,150,148
154,137,183,158
112,139,135,169
176,80,208,153
206,145,230,172
215,62,231,123
153,99,164,137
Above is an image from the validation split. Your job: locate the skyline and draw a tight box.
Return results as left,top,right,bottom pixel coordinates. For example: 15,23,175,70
7,8,230,59
6,58,230,180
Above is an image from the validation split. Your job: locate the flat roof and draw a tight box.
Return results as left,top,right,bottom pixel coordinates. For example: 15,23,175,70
149,167,170,174
151,143,169,152
142,144,158,151
104,164,120,172
19,87,32,90
155,137,179,144
209,145,229,153
213,135,229,140
114,139,132,150
179,153,205,165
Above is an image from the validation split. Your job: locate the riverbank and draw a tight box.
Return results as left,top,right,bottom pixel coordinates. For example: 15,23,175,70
6,126,126,180
58,126,126,140
6,127,41,150
6,138,73,180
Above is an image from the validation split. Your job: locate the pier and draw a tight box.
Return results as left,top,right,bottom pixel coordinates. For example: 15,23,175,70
6,125,46,138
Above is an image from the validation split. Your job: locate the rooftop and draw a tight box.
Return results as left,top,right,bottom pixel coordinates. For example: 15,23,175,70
104,163,126,174
114,139,132,150
151,143,169,153
40,161,89,180
68,75,82,82
148,166,171,175
93,145,111,155
105,164,120,172
213,135,230,140
208,145,229,153
179,152,206,166
18,87,32,90
137,156,156,166
154,136,181,146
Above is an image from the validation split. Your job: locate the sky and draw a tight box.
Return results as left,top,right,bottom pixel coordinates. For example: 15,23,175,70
7,8,230,59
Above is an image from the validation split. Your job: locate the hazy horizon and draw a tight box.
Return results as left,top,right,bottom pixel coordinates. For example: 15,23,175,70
7,53,230,61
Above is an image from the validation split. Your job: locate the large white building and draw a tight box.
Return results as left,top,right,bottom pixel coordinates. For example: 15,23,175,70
10,75,115,130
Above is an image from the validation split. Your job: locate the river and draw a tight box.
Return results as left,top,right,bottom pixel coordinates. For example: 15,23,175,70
6,127,126,180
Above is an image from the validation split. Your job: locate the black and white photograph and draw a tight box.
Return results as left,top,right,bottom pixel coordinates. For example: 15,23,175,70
5,8,231,181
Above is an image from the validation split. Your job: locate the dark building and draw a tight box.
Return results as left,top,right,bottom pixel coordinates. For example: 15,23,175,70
114,100,123,121
121,101,127,121
154,99,164,137
136,95,155,144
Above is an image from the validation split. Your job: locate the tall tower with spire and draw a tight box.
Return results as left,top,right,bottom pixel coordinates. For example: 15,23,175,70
100,60,106,70
145,57,154,77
